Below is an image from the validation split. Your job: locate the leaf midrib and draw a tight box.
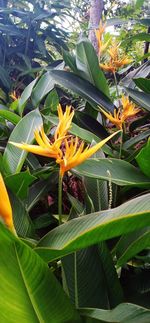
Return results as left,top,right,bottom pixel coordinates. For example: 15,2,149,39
15,244,44,323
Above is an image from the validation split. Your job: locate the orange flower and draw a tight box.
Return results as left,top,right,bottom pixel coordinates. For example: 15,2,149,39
0,173,16,233
100,108,124,129
95,20,109,55
100,62,116,73
56,132,120,177
100,43,132,73
10,90,20,101
100,96,140,129
10,105,74,159
121,95,140,118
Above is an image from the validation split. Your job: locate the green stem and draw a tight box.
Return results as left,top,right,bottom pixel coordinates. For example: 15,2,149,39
58,174,63,225
119,130,123,159
113,72,119,97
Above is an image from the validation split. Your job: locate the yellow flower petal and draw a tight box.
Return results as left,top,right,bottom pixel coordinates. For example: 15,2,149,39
0,173,15,233
58,131,120,177
100,108,123,129
54,104,74,141
10,142,58,158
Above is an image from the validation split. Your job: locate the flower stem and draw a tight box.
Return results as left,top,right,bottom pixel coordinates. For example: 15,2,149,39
58,174,63,225
119,130,123,159
113,72,119,97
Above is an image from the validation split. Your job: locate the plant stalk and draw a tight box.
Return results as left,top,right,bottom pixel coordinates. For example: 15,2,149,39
113,72,119,97
58,174,63,225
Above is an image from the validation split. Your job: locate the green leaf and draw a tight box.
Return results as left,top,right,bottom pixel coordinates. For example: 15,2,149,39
0,223,80,323
18,78,38,115
45,70,114,112
62,243,123,310
63,49,78,73
79,303,150,322
123,129,150,150
116,227,150,267
5,170,36,200
73,158,150,188
35,193,150,262
0,66,11,89
125,33,150,42
136,138,150,177
133,78,150,94
9,192,34,238
76,39,110,97
135,0,145,9
3,109,42,175
25,173,58,212
0,110,20,125
74,111,109,140
32,72,54,106
125,87,150,111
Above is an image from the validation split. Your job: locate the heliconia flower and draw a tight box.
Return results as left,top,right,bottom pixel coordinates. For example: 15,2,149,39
100,96,140,129
95,20,109,55
100,108,124,129
10,126,61,158
54,104,74,141
99,62,116,74
0,173,16,233
10,90,20,101
100,43,132,73
56,131,120,177
10,105,74,159
121,95,140,118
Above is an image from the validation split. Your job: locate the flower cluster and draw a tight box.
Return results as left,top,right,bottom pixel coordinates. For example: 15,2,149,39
95,21,132,73
100,43,132,73
100,95,140,129
11,105,119,177
95,21,110,56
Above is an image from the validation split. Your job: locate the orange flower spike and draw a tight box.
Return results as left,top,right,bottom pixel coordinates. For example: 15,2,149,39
100,108,124,129
95,20,107,55
121,95,140,118
10,126,59,159
57,131,120,177
0,173,16,233
54,104,74,141
10,105,74,159
10,90,20,101
108,43,119,61
100,62,116,73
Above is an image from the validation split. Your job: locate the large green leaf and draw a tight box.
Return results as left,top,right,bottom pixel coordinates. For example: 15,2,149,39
123,129,150,150
0,223,80,323
0,110,20,125
133,78,150,94
62,243,123,310
18,78,38,115
116,227,150,267
73,158,150,188
80,303,150,322
125,33,150,42
76,39,110,97
9,192,34,238
31,72,54,106
43,70,114,112
35,193,150,262
5,170,36,200
125,87,150,111
3,109,42,174
136,138,150,178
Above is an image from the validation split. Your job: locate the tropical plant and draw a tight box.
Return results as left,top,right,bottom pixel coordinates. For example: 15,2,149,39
0,4,150,322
